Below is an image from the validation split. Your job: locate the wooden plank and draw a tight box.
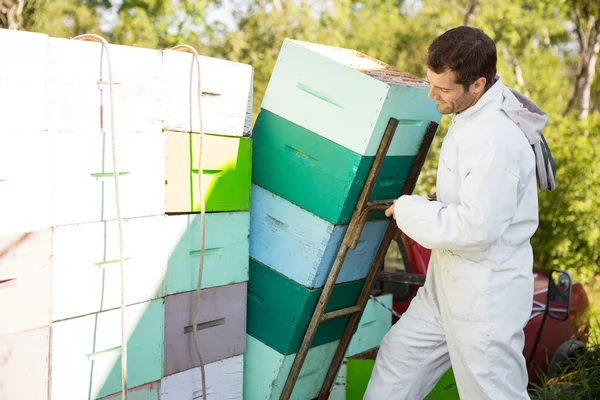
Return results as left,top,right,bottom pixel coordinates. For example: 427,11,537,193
328,360,347,400
251,110,416,225
52,131,165,226
163,283,247,376
0,133,55,235
261,39,439,156
250,185,389,288
165,212,249,295
52,216,167,322
98,381,160,400
162,50,254,136
247,259,364,355
0,229,52,336
0,327,50,400
160,355,243,400
0,29,47,132
51,299,164,399
46,37,163,134
165,132,251,213
244,335,341,400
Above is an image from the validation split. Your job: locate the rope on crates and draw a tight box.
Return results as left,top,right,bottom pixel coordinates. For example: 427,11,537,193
71,33,129,399
164,44,208,398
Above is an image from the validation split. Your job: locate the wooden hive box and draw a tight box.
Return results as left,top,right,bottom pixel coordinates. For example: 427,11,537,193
164,132,251,213
161,50,254,137
0,133,55,235
165,212,249,295
0,29,47,133
51,299,164,399
52,216,167,322
163,283,247,376
243,335,340,400
250,185,388,289
46,37,163,134
52,131,165,226
247,258,364,355
0,327,50,400
253,39,441,225
0,230,53,336
160,355,243,400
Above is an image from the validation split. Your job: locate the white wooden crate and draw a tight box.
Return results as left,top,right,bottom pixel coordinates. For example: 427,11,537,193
52,131,165,226
162,50,253,136
46,37,163,134
160,355,243,400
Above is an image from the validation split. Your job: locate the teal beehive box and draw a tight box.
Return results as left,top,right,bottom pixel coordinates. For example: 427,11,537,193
253,39,441,224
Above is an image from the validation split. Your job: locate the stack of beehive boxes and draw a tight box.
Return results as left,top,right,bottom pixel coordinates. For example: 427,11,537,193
245,39,441,399
0,28,253,400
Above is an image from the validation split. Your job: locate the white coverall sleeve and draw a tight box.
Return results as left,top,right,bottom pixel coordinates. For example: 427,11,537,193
393,138,520,252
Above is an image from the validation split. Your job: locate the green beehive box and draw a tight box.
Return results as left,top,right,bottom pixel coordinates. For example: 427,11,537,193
165,131,251,213
247,258,364,355
252,110,416,224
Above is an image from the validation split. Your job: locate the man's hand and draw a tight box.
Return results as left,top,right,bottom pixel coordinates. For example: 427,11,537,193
385,199,397,219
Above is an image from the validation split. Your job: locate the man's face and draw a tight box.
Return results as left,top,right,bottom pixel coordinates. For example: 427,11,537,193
426,68,477,115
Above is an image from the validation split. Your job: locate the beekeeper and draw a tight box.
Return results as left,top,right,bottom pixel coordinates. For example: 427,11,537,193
365,26,550,399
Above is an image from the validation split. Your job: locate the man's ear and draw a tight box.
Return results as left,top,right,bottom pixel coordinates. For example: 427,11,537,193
470,77,487,94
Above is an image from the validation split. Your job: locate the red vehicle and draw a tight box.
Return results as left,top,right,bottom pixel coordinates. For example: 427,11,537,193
376,230,591,385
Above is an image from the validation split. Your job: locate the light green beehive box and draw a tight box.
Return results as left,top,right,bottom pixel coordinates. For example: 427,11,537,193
261,39,441,157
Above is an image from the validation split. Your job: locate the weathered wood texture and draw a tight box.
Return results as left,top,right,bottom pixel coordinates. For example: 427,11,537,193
160,355,243,400
164,283,247,376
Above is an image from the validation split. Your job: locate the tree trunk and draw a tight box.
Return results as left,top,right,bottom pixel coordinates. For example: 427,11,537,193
464,0,477,26
579,23,600,120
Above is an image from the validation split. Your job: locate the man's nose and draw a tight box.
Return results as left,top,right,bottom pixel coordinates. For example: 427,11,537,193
428,87,437,99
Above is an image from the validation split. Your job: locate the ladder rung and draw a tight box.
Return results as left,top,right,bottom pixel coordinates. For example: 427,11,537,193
366,199,395,207
321,305,362,322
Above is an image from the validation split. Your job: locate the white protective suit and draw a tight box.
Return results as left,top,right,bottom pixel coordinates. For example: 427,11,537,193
364,76,547,399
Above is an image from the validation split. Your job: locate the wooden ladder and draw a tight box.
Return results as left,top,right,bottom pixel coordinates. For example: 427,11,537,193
279,117,439,400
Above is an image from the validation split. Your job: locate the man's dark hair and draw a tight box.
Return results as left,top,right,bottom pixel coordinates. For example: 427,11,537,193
427,26,497,91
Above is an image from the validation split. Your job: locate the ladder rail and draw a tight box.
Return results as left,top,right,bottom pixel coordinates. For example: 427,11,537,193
279,118,439,399
317,120,439,398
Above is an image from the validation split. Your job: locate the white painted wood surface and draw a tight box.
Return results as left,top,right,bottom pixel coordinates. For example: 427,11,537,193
160,355,244,400
0,133,55,235
0,230,52,336
52,216,167,321
162,50,254,136
0,29,47,132
51,299,164,400
46,37,163,134
0,327,50,400
52,131,165,226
